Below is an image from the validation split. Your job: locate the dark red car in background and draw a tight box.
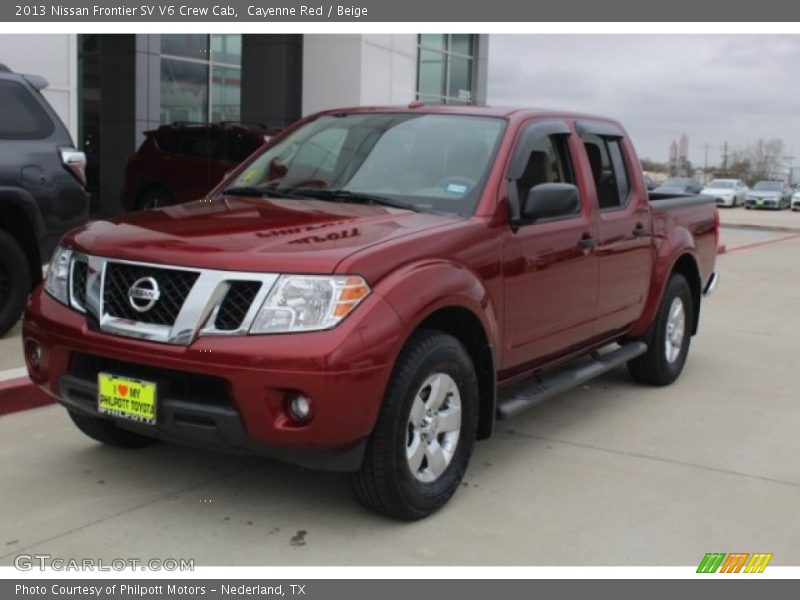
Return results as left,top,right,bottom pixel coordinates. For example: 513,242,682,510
121,122,272,211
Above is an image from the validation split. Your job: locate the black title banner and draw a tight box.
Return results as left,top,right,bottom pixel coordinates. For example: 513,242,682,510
4,0,800,22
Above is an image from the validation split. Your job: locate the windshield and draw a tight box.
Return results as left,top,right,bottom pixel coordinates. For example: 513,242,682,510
224,113,507,216
753,181,782,191
707,180,734,189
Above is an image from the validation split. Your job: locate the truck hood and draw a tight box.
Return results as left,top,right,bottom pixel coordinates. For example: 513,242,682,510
65,196,459,273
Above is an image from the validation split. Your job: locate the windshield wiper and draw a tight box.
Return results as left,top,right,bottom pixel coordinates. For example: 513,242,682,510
290,188,418,211
221,185,290,198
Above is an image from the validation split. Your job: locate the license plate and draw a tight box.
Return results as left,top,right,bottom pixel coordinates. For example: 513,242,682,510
757,199,764,206
98,373,157,425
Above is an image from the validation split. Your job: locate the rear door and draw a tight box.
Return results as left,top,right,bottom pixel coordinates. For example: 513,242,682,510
502,120,599,370
577,121,652,337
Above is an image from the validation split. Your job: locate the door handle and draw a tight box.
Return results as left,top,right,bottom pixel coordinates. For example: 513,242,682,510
633,224,650,237
578,234,597,249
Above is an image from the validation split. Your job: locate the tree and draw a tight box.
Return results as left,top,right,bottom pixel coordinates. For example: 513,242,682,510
718,139,787,184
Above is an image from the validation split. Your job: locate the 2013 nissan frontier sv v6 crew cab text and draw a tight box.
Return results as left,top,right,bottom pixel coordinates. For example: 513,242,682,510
23,104,719,520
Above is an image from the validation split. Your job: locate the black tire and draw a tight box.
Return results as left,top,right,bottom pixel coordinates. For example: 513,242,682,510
628,273,694,386
350,330,478,521
136,188,173,211
0,230,32,337
68,410,158,448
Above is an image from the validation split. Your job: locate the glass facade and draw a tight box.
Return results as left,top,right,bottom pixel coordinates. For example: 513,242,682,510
417,34,477,104
160,34,242,124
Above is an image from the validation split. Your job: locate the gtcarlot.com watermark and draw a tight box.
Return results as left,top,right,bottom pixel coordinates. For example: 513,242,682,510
14,553,194,572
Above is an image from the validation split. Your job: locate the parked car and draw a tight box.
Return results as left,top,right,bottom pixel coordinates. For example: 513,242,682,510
0,65,89,336
745,180,792,210
701,178,748,207
643,173,659,191
24,105,719,520
791,188,800,211
652,177,704,194
121,122,272,211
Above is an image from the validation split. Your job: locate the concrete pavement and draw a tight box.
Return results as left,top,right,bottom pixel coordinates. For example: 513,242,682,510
0,228,798,566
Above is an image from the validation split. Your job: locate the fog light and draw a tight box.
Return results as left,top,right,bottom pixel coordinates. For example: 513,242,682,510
288,394,312,422
26,341,42,371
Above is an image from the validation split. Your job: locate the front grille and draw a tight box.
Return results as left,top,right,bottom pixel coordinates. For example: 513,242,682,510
214,281,262,330
103,262,199,325
71,259,88,309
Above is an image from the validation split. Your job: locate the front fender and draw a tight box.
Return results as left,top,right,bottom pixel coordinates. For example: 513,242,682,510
372,259,500,356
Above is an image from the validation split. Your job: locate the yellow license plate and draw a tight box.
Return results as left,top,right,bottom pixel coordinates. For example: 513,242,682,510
98,373,157,425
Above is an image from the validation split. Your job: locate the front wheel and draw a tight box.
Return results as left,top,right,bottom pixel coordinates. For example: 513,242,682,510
350,330,478,521
628,273,694,386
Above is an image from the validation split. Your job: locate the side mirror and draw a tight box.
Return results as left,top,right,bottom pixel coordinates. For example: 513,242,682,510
521,183,580,221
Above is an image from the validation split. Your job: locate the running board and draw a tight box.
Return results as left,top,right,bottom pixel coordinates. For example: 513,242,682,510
496,342,648,420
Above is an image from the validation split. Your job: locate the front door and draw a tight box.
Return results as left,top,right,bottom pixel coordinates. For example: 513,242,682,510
502,121,599,371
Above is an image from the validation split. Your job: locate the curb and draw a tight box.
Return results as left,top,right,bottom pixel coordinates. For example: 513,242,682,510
0,376,56,417
721,223,800,234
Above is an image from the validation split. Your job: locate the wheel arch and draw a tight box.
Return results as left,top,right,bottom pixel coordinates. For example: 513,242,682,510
0,191,44,288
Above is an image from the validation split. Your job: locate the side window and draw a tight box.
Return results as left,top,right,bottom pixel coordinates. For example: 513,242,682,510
583,134,630,209
0,80,55,140
180,130,223,159
154,131,180,154
515,134,576,207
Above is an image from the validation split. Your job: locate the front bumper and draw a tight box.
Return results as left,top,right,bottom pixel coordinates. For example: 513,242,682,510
745,198,780,209
713,196,735,207
23,287,405,471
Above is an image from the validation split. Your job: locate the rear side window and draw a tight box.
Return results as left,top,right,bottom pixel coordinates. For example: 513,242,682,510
583,134,631,209
0,80,55,140
180,130,223,159
217,132,264,162
153,130,181,153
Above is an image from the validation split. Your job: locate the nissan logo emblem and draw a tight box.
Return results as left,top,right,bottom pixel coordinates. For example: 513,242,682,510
128,276,161,313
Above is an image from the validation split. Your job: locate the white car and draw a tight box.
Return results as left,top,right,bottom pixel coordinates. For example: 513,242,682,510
792,190,800,211
701,178,748,207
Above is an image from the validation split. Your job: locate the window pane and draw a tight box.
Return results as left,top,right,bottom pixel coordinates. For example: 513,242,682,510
0,81,54,140
211,34,242,65
419,34,445,50
418,49,446,98
448,56,473,102
450,34,474,56
210,65,241,123
608,139,630,205
161,34,209,60
160,58,208,124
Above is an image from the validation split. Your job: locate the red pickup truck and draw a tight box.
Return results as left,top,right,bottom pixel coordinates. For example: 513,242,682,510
23,105,719,520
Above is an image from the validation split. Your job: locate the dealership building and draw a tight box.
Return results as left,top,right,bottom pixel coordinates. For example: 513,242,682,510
0,34,488,215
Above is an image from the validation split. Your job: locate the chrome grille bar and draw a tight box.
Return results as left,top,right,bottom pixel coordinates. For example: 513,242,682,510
68,253,279,345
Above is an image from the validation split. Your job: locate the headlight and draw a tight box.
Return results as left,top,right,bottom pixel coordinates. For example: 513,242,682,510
250,275,370,334
43,245,73,305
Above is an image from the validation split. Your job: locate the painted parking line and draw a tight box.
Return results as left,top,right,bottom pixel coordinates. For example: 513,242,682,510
721,233,800,254
0,367,28,382
0,378,55,417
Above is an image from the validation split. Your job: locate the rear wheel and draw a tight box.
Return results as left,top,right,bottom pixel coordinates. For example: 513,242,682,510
628,273,694,386
68,410,158,448
0,230,31,337
350,330,478,521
